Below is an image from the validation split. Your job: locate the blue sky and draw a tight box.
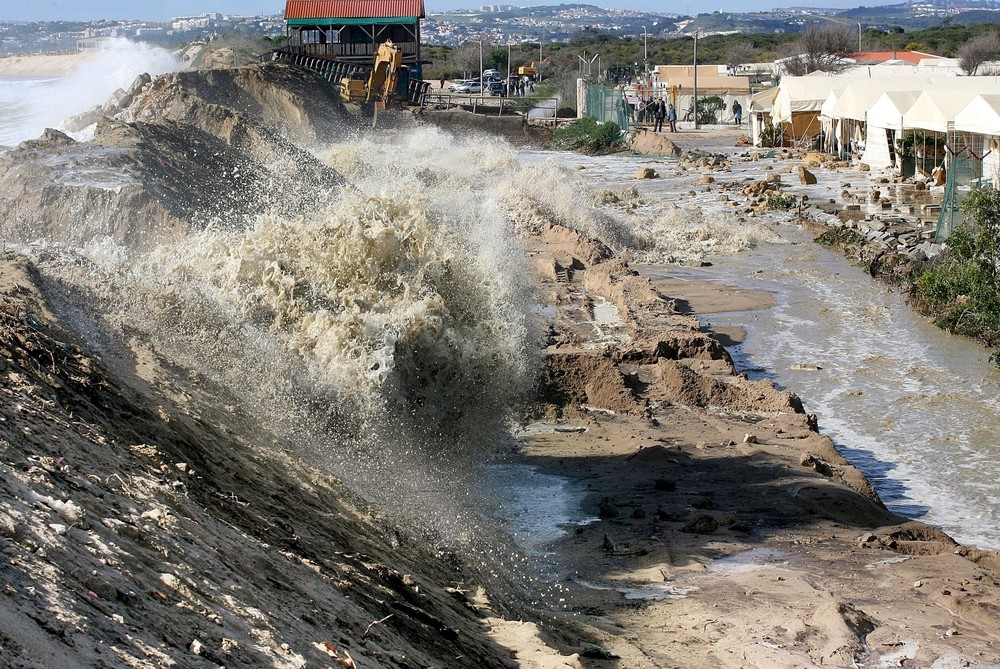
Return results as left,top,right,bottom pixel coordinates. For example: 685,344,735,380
2,1,881,22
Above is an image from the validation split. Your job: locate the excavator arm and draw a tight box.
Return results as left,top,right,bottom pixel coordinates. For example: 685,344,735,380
365,41,404,104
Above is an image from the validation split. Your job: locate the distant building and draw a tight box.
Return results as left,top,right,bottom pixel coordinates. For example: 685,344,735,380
282,0,425,77
849,50,944,65
76,36,112,51
171,14,221,31
653,64,751,96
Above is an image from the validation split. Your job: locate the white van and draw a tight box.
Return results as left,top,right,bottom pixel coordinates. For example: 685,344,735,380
482,69,502,82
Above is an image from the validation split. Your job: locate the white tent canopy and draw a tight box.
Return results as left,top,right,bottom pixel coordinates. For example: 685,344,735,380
819,89,843,119
866,90,921,131
770,75,843,124
954,94,1000,135
774,74,1000,125
747,87,773,113
830,82,894,121
902,89,991,133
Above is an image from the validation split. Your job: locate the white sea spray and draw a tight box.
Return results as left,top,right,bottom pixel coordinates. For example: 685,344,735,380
0,38,178,145
634,204,784,265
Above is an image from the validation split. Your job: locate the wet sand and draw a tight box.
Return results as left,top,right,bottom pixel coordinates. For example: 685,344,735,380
497,129,1000,667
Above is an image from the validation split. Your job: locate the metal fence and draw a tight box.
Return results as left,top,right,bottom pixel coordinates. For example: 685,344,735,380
937,149,984,241
582,83,629,132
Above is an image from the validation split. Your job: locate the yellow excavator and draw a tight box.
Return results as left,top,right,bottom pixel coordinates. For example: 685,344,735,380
339,40,404,106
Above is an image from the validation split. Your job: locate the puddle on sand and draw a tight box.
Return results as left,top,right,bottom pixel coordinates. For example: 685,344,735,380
707,547,787,573
592,298,622,325
484,463,596,551
573,578,698,601
532,303,556,319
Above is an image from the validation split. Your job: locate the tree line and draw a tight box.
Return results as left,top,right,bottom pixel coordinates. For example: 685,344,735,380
423,21,1000,82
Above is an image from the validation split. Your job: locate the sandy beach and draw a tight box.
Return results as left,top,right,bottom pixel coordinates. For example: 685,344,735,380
0,62,998,668
0,52,96,76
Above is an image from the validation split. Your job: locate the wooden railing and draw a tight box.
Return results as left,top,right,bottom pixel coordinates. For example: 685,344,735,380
283,41,418,63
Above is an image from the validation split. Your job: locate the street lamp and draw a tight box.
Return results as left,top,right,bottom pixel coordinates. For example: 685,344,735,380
858,23,862,52
479,39,483,87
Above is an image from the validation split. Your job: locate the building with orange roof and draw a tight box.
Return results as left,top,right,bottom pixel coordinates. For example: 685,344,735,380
849,50,944,65
282,0,425,77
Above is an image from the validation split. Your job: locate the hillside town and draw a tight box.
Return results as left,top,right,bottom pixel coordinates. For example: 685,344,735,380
6,1,1000,56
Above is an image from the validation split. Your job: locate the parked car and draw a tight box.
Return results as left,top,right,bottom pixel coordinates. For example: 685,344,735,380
448,79,474,92
453,81,482,94
487,80,505,96
483,69,502,82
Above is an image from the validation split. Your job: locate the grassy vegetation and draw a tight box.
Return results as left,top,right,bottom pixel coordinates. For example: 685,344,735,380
424,21,1000,84
188,34,284,68
551,117,623,153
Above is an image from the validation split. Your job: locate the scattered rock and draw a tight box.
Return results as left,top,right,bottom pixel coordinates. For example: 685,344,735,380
656,506,685,521
682,514,719,534
635,167,658,179
800,453,834,477
654,478,676,491
599,498,619,519
798,165,817,185
581,643,619,659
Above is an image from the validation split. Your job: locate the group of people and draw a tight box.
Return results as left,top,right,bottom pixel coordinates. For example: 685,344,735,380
627,91,745,131
507,78,533,96
631,97,677,133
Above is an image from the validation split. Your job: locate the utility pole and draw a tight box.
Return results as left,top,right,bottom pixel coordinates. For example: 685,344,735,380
642,25,649,81
693,29,699,129
479,39,483,88
507,43,512,95
858,23,862,52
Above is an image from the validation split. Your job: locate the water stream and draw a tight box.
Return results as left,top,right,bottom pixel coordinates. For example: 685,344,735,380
527,143,1000,550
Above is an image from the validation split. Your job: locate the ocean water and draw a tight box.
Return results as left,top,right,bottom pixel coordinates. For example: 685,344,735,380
3,42,1000,556
0,38,178,145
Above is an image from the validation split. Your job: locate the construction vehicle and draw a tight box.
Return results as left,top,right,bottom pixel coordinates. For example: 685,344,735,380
335,40,429,126
517,62,539,79
339,70,368,102
338,40,404,106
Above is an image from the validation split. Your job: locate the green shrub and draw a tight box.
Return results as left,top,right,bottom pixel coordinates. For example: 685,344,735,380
765,191,795,210
552,117,623,153
695,95,726,125
760,123,783,148
912,189,1000,349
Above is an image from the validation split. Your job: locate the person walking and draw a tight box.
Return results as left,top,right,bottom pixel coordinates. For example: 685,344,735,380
732,99,743,125
667,103,677,132
440,77,445,89
653,98,665,132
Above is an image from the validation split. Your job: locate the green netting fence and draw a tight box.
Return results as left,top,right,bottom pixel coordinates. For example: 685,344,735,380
937,149,985,242
583,83,630,132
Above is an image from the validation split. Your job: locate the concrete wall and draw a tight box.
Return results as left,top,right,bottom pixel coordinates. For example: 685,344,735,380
417,108,552,145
